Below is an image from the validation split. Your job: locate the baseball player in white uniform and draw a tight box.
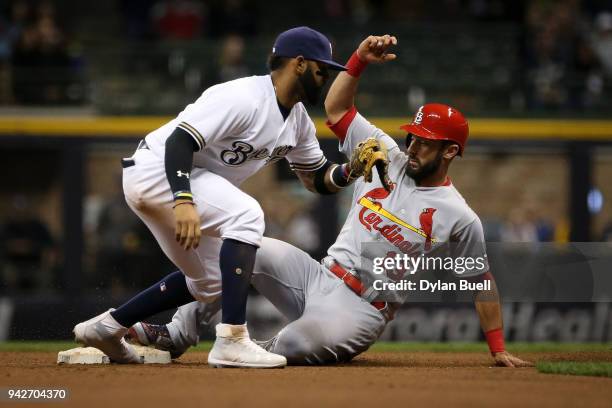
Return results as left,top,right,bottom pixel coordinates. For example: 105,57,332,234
73,27,367,368
126,35,532,367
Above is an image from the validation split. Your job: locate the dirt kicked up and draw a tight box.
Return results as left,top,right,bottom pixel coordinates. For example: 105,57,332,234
1,350,612,408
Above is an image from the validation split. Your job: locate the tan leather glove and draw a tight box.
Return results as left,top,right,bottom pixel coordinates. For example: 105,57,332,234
349,138,393,191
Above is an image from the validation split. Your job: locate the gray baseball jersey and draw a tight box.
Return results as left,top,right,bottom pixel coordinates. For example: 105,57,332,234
329,112,487,280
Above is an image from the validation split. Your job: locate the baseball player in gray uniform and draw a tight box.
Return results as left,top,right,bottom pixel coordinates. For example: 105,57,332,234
127,35,531,367
73,27,379,368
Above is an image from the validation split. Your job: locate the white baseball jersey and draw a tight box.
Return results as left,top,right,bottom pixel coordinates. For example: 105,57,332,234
327,111,488,279
143,75,326,186
124,74,327,302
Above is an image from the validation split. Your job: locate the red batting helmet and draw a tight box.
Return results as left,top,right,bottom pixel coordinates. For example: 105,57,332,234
400,103,469,156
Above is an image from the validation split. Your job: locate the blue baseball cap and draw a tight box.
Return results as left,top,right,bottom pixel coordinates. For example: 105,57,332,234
272,26,347,71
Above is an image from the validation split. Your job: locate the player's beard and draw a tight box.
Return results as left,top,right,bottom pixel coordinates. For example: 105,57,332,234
298,66,323,106
405,150,444,183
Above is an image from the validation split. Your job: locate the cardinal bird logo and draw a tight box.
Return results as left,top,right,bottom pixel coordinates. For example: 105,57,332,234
363,187,392,201
419,208,437,250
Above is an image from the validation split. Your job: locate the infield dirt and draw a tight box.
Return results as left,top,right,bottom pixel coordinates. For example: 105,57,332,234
2,351,611,408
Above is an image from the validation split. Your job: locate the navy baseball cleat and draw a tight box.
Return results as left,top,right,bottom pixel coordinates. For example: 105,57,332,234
125,322,185,359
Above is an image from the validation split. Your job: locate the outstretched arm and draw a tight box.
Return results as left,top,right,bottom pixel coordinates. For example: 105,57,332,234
473,273,533,367
325,35,397,124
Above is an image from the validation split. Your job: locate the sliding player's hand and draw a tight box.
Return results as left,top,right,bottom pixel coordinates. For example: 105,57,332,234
493,351,533,367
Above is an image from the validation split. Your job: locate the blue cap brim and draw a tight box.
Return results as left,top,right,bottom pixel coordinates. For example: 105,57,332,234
315,59,347,71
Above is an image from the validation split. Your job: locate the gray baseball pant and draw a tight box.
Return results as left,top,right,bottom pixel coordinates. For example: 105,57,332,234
167,237,387,364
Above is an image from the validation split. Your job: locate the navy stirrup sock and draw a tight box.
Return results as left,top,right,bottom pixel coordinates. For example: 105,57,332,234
110,270,195,328
220,239,257,325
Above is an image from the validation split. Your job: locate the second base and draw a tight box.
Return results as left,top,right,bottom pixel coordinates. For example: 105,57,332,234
57,345,171,365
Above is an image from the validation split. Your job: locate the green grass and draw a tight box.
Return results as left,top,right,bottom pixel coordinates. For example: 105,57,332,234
537,361,612,378
370,342,612,353
0,341,78,352
1,341,610,353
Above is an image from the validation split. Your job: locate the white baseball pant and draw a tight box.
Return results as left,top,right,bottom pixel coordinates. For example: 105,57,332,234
122,147,265,302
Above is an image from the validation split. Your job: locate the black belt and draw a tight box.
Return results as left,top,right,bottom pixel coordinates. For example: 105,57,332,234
121,139,149,168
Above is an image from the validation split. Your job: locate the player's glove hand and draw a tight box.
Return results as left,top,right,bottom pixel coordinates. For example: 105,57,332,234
173,200,201,250
348,137,393,192
493,351,534,368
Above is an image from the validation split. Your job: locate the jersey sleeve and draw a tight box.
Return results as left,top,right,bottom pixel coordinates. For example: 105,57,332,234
450,217,489,277
285,115,326,172
327,107,399,157
175,85,256,151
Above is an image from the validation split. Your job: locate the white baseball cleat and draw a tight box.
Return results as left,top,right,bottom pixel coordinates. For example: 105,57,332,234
73,309,141,364
208,323,287,368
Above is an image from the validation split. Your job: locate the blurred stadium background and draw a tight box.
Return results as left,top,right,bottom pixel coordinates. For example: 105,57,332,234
0,0,611,343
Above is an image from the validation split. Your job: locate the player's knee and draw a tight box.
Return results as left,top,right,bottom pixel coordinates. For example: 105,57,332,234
273,322,337,365
245,202,265,233
223,199,265,245
240,201,265,241
274,328,319,365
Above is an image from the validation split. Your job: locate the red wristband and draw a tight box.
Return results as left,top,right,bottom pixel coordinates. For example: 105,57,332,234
346,51,368,77
485,328,505,355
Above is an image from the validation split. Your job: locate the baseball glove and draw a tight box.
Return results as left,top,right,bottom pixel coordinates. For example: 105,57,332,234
349,137,393,191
